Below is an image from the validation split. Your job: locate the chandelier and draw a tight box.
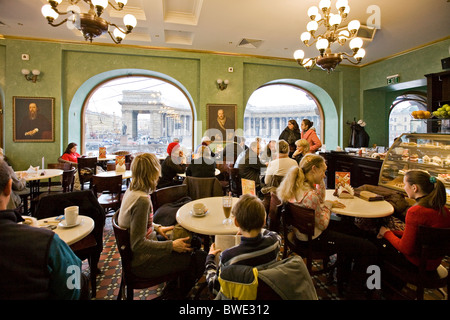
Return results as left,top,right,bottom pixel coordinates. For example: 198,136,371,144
41,0,137,44
294,0,365,73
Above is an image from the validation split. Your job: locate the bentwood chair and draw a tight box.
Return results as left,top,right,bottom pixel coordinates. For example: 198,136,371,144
381,225,450,300
112,211,181,300
91,175,123,215
150,184,188,212
229,168,242,197
281,202,337,276
77,157,97,190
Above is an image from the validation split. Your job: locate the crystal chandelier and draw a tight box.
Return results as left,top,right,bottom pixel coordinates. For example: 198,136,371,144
41,0,137,44
294,0,366,73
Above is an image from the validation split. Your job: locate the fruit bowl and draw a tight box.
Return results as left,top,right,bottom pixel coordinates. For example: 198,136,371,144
432,104,450,119
411,110,431,119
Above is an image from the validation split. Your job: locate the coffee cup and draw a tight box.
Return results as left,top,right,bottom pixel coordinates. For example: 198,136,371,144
64,206,79,226
193,203,206,215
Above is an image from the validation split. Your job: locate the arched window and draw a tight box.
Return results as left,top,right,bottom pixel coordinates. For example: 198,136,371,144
244,84,323,145
83,76,193,156
388,92,427,146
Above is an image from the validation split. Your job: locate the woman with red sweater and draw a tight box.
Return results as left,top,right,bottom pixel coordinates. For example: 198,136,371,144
60,142,80,164
300,119,322,153
378,170,450,270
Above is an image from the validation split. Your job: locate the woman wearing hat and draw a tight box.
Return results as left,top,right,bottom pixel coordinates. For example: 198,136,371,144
157,142,187,189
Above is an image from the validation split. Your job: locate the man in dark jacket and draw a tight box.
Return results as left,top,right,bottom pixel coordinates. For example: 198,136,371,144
0,159,89,299
236,141,267,190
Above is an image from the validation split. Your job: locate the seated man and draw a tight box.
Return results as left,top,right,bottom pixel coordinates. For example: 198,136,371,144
264,140,297,187
236,141,267,190
0,159,89,299
205,194,281,296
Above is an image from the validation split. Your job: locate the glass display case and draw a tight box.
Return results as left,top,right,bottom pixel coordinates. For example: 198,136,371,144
378,133,450,206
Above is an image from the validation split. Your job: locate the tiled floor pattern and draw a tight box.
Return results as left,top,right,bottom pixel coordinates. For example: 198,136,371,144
85,218,448,300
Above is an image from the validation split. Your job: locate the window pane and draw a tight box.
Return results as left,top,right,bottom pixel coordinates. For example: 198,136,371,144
84,77,193,157
389,94,426,146
244,84,322,145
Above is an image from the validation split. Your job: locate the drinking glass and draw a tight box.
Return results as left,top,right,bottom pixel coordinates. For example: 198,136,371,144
222,194,232,226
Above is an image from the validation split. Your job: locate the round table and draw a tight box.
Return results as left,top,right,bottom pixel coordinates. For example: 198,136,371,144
37,215,94,245
325,189,394,218
95,170,132,180
176,196,239,235
15,169,64,198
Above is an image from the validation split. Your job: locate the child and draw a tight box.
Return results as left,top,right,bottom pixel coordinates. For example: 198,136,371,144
205,194,281,296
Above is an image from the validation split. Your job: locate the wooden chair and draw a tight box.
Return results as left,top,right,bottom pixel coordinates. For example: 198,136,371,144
58,156,78,168
281,202,336,276
229,168,242,197
267,192,282,232
34,190,106,297
381,225,450,300
182,176,223,200
77,157,97,190
48,162,72,171
151,184,188,212
112,211,181,300
92,175,123,215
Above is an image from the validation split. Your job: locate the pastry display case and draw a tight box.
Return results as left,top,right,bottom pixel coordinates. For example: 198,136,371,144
378,133,450,206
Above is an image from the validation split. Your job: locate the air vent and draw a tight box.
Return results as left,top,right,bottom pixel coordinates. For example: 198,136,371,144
238,38,263,49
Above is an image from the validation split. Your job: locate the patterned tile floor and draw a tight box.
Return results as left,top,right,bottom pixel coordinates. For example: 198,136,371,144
85,218,448,300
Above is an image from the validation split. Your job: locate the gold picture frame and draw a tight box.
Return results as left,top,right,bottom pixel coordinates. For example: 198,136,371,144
206,104,237,142
13,96,55,142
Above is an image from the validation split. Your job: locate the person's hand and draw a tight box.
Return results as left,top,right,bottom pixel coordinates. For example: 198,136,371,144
172,237,193,253
377,226,390,239
157,225,174,239
208,243,221,256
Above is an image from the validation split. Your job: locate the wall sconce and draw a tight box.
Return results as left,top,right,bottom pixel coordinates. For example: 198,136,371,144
21,69,41,83
216,79,229,90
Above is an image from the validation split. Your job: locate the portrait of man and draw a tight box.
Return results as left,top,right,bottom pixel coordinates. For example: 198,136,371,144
207,104,236,142
13,97,54,142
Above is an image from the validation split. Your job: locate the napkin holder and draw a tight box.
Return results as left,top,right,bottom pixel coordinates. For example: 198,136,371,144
26,165,39,176
334,185,354,199
355,190,384,201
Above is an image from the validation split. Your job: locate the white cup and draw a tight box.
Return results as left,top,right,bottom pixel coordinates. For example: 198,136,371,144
64,206,79,226
193,203,206,215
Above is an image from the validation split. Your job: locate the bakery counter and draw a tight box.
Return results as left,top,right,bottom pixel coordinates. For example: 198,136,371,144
320,152,383,189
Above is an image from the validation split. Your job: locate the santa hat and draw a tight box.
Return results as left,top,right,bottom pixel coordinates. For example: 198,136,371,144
167,142,179,155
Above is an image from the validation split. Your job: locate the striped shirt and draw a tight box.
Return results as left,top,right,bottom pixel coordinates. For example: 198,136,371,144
205,229,281,295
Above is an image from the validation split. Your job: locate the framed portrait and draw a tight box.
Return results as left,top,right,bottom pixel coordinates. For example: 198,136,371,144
206,104,236,142
13,96,54,142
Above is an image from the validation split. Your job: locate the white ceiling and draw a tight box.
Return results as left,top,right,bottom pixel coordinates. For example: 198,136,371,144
1,0,449,66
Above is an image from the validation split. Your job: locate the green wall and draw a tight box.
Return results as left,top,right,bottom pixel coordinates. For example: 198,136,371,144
0,36,448,170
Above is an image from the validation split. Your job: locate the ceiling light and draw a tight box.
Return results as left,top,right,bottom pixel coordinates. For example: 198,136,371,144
41,0,137,44
293,0,366,73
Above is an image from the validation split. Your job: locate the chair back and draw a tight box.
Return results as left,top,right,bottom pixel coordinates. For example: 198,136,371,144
267,192,282,232
112,211,133,278
48,162,72,170
417,225,450,270
229,168,242,196
106,162,116,171
151,184,188,212
182,176,223,200
34,190,105,257
92,175,123,194
281,202,315,270
61,167,76,192
77,157,98,189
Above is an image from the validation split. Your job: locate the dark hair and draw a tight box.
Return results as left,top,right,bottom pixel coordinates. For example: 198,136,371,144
288,119,300,133
405,170,446,214
231,194,266,232
64,142,77,155
0,160,11,193
302,119,314,130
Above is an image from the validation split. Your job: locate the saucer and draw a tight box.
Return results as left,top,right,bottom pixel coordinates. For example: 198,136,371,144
58,217,83,228
190,210,208,218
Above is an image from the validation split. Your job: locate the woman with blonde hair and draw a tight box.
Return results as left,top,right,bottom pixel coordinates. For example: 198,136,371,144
277,154,378,297
292,139,310,163
118,153,206,298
